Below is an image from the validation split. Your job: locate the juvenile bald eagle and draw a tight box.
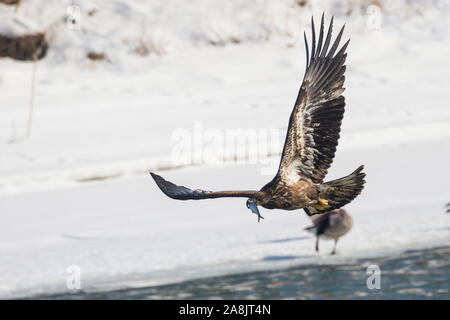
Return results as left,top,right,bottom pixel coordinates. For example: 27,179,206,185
151,14,365,222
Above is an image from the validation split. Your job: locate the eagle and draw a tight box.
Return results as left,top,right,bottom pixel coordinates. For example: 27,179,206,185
150,14,365,222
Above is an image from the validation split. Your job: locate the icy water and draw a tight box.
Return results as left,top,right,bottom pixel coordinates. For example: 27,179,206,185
38,246,449,300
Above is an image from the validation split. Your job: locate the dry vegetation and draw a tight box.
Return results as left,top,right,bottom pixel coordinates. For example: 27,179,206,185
86,51,106,61
0,0,20,5
0,33,47,61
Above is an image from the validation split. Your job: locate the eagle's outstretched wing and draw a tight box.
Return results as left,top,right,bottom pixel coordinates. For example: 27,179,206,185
277,14,349,185
150,173,259,200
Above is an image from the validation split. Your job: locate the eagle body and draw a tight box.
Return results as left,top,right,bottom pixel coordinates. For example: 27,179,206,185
150,14,366,221
256,179,318,211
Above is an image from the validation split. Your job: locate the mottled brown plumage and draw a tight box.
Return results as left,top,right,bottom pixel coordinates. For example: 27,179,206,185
150,14,366,222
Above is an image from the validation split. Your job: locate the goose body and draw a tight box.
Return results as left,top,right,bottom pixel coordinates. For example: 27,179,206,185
305,209,353,254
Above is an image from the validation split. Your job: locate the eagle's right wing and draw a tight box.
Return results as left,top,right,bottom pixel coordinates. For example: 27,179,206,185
277,14,349,185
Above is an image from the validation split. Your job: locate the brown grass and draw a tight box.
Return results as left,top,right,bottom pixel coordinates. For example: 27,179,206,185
86,51,106,61
0,0,20,5
0,33,47,61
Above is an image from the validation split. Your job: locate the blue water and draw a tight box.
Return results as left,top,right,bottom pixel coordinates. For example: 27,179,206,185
37,246,449,300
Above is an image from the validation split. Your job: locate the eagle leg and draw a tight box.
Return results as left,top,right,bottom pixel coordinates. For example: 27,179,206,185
313,198,328,210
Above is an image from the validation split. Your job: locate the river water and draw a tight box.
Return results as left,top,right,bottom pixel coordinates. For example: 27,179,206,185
36,246,449,300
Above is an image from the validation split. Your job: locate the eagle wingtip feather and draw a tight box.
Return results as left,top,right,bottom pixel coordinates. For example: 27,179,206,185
149,172,160,181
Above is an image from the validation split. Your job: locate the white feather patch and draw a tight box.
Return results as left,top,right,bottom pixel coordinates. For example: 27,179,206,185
283,159,302,185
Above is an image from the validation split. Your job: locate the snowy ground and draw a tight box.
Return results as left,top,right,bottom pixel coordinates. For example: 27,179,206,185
0,0,449,298
1,138,449,298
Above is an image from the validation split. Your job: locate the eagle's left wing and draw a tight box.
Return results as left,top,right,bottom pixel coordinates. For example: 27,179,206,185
277,14,349,185
150,172,259,200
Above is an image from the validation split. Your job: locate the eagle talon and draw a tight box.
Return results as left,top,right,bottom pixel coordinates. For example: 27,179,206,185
313,198,328,210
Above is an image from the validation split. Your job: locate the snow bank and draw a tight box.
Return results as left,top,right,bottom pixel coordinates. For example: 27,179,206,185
1,0,448,64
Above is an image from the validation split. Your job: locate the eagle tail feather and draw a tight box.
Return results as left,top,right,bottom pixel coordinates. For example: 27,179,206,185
304,165,365,216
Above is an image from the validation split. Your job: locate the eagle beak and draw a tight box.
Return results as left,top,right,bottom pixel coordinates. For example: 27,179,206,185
247,201,264,223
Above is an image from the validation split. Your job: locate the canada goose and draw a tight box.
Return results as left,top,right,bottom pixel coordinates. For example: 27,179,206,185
305,208,353,254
